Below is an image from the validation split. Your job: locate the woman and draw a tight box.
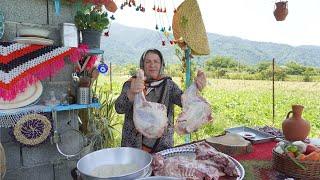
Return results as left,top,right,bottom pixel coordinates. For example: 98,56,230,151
115,49,206,152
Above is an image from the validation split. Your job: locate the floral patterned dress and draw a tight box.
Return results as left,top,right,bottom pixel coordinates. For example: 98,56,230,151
115,78,183,152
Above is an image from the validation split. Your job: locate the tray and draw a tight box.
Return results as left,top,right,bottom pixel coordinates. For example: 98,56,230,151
156,144,245,180
225,126,276,144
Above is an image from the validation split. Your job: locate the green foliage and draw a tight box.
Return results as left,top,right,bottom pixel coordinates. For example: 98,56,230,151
97,72,320,148
74,5,109,32
90,85,120,148
205,56,239,71
285,61,306,75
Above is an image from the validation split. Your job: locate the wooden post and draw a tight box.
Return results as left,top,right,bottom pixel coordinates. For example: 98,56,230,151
109,62,112,92
272,58,275,125
185,47,192,143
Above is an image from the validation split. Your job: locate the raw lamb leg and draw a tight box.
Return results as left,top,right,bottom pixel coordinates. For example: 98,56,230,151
133,70,168,138
175,83,212,135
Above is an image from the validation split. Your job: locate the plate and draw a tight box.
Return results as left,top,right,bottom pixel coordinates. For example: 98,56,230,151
18,27,50,38
0,81,43,109
14,37,54,45
156,144,245,180
226,126,276,144
237,132,256,139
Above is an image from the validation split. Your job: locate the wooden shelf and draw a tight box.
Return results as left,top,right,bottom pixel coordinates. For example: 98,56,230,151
0,103,100,115
87,48,104,55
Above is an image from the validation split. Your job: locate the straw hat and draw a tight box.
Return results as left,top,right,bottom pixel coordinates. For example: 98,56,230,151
172,0,210,55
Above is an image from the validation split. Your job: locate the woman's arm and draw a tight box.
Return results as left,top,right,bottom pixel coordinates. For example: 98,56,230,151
115,81,133,114
170,80,183,107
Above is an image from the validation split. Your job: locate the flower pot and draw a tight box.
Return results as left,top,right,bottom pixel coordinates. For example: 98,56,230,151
282,105,310,141
274,1,288,21
81,29,101,49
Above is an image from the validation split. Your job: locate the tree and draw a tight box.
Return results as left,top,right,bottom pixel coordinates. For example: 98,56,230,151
285,61,305,75
205,56,238,71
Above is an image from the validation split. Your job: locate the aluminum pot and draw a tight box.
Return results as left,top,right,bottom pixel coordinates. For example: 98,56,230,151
77,147,152,180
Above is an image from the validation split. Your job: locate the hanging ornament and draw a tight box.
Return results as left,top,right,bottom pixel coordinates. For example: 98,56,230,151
13,113,52,146
162,41,165,46
98,62,108,74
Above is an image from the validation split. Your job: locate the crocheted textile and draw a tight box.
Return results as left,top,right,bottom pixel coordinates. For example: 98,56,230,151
0,42,87,101
234,141,290,180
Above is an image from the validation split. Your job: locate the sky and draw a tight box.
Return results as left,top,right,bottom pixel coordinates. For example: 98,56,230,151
112,0,320,46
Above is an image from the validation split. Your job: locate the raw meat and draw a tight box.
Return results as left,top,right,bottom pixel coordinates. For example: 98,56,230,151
133,70,168,138
195,142,239,177
175,83,212,135
152,155,222,180
152,142,239,179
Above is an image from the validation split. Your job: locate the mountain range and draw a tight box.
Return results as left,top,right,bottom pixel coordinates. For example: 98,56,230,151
101,23,320,67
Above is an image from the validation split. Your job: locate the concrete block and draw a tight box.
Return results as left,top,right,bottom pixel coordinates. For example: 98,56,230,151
50,62,74,82
21,142,62,167
0,127,14,143
0,0,47,24
5,163,54,180
53,160,77,180
2,142,21,170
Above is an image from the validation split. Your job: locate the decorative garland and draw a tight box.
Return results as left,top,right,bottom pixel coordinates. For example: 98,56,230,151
13,113,52,146
0,42,88,101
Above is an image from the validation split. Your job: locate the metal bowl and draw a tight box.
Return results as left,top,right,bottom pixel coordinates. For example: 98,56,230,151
77,147,152,180
136,176,183,180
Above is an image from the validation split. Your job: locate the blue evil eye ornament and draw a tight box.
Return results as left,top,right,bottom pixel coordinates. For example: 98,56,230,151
98,63,108,74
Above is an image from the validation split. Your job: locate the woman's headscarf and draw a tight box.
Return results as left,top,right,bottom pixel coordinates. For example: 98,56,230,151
139,49,165,80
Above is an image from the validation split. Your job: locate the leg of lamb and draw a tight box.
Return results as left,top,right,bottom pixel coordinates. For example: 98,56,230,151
133,70,168,138
175,83,213,135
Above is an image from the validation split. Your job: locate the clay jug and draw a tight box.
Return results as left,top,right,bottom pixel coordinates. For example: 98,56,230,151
106,0,118,13
274,1,288,21
282,105,310,141
0,142,5,179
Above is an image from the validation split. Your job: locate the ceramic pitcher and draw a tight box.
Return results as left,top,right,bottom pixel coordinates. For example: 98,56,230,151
282,105,310,141
274,1,288,21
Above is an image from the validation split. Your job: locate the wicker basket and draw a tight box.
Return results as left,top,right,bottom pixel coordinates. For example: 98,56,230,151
272,149,320,179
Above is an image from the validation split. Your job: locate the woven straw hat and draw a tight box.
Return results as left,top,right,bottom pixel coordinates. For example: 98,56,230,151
172,0,210,55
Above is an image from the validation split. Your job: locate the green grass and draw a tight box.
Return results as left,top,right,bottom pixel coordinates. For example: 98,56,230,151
97,74,320,147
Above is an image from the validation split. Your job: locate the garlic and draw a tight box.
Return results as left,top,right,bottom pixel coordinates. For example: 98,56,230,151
274,146,284,154
292,141,307,153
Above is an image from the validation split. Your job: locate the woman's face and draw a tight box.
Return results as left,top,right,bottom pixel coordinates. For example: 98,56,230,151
143,52,162,79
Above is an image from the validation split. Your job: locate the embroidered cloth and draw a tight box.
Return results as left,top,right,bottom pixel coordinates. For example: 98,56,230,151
0,42,86,101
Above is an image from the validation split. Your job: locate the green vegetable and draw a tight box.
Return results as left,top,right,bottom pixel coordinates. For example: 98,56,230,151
284,145,306,170
286,145,298,153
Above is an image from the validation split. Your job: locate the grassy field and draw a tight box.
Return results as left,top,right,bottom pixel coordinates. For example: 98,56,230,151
97,74,320,146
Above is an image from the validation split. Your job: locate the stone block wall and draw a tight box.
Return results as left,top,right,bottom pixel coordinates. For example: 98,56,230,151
0,0,84,179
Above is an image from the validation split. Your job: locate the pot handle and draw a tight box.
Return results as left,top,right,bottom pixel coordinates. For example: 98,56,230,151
286,111,293,119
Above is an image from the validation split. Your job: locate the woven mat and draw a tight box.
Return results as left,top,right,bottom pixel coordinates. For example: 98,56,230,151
233,141,290,180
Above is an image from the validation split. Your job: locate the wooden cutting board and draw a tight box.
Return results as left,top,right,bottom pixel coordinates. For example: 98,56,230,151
205,133,253,155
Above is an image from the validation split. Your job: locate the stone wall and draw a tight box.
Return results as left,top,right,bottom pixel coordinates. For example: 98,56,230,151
0,0,83,179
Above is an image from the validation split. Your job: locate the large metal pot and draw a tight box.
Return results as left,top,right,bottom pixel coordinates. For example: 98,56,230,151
77,147,152,180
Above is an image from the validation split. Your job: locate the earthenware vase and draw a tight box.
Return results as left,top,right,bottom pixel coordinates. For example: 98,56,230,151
282,105,310,141
274,1,288,21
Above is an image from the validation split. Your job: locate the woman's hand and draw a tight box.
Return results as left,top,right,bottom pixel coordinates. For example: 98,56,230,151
127,77,145,101
194,70,206,91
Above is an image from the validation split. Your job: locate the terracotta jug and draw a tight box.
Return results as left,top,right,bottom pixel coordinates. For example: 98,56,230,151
282,105,310,141
274,1,288,21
